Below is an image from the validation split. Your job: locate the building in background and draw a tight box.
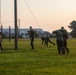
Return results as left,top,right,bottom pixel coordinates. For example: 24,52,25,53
2,28,48,38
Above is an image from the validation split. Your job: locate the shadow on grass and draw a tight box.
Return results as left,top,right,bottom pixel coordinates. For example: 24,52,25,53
0,47,31,54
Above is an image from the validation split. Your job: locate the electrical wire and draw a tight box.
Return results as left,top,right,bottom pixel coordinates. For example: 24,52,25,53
24,0,41,29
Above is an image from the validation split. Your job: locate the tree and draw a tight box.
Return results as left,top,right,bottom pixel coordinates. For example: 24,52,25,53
68,20,76,37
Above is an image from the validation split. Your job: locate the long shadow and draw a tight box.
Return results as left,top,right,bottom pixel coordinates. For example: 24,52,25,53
0,48,30,54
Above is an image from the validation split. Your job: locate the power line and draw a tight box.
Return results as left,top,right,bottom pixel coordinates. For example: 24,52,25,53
24,0,41,28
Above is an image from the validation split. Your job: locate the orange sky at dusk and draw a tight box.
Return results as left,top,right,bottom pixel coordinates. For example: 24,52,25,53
1,0,76,32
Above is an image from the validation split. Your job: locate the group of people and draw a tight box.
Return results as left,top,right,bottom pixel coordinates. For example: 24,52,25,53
53,27,69,54
0,26,69,55
29,26,55,50
29,26,69,54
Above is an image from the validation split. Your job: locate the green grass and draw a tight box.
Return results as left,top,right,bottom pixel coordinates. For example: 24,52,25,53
0,38,76,75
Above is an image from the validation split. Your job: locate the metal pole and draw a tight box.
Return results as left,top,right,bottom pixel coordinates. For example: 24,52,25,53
0,0,1,32
14,0,18,50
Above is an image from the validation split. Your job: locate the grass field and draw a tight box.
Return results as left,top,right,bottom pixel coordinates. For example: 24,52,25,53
0,38,76,75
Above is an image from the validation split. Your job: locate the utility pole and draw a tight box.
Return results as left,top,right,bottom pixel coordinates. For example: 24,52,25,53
14,0,18,50
0,0,1,32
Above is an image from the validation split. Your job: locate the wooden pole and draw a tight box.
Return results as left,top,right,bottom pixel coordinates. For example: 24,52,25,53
0,0,1,32
14,0,18,50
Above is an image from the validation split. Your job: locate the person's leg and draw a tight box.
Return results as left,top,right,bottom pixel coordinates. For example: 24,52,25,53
0,42,2,50
42,38,44,45
60,41,65,54
43,39,45,46
46,41,48,47
64,40,69,54
65,45,69,54
57,41,61,54
48,39,55,46
31,38,34,49
48,38,55,46
45,40,48,47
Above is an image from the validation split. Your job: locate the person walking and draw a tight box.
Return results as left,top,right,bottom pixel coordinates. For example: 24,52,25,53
29,26,34,50
53,30,64,54
60,27,69,54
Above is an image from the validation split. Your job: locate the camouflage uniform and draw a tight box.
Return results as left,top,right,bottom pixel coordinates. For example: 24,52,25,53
53,30,64,54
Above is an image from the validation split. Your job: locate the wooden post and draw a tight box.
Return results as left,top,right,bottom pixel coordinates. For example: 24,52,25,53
9,26,11,42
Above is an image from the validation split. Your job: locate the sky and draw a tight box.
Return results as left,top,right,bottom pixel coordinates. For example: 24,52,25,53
1,0,76,33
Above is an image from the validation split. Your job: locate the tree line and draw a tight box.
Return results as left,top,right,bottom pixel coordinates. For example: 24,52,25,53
68,20,76,38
